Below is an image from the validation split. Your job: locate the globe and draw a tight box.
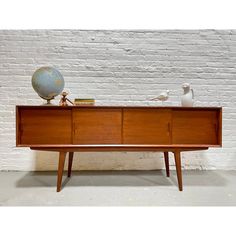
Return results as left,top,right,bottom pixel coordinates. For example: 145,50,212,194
32,67,65,104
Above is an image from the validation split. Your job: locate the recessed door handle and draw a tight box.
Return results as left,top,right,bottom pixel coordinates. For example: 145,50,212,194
215,123,218,134
73,122,76,135
20,124,23,136
168,122,171,134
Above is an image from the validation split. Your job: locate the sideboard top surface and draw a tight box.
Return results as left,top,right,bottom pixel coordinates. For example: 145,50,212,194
16,105,222,110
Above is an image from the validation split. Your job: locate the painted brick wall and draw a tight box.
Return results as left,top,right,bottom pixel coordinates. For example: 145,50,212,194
0,30,235,171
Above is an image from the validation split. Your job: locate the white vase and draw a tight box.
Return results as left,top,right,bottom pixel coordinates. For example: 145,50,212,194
181,83,194,107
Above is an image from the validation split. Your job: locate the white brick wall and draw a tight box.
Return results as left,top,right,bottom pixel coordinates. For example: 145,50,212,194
0,30,235,171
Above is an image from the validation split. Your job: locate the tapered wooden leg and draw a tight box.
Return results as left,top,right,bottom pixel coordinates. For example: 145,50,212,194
68,152,74,177
174,151,183,191
57,151,66,192
164,152,170,177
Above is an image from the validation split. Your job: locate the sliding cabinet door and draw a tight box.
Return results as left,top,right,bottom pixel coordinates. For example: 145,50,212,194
19,108,72,145
172,109,220,145
73,108,122,144
123,108,171,144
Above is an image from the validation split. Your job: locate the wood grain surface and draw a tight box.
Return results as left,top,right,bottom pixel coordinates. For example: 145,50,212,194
72,108,122,144
19,108,72,145
123,108,171,144
172,110,219,145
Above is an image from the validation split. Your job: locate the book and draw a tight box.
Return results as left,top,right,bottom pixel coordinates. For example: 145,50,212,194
74,98,95,106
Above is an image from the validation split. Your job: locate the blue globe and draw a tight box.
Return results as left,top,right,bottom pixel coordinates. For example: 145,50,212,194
32,67,65,103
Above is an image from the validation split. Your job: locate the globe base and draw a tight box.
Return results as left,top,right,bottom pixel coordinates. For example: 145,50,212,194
46,99,52,105
41,98,55,106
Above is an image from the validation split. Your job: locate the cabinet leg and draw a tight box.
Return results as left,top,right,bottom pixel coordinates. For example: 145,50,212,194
164,152,170,177
57,151,67,192
68,152,74,177
174,151,183,191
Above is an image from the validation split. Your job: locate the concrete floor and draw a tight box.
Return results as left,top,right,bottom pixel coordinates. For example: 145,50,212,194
0,170,235,206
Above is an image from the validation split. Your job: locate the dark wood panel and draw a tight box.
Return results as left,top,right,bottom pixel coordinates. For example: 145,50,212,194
16,106,20,146
19,108,72,145
73,108,122,144
123,108,171,144
172,110,219,145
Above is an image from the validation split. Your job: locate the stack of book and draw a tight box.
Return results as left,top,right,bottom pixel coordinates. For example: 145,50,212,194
74,98,95,106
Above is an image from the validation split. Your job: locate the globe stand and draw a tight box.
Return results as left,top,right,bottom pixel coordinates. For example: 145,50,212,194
40,97,55,106
46,99,52,105
45,98,55,106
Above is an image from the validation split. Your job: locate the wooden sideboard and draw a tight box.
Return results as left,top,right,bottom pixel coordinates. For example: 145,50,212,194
16,105,222,192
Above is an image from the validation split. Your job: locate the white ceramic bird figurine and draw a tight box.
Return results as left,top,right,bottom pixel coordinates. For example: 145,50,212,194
150,90,170,105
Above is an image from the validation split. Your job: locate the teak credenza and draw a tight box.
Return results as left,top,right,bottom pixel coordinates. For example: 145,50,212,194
16,106,222,192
